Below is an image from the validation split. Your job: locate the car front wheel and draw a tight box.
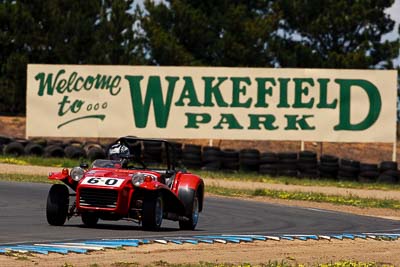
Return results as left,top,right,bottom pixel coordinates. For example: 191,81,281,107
142,195,163,230
46,184,69,226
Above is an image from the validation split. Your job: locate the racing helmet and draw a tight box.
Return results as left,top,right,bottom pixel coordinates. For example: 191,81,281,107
108,143,130,160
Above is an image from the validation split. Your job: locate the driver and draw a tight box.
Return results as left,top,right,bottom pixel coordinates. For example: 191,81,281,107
107,142,146,169
108,143,130,160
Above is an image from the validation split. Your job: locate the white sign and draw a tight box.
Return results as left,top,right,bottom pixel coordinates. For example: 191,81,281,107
81,177,125,187
26,64,398,142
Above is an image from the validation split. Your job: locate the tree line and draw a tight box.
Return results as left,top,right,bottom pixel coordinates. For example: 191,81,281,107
0,0,399,115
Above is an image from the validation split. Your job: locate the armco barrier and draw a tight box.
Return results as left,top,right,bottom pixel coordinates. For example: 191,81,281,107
1,233,399,255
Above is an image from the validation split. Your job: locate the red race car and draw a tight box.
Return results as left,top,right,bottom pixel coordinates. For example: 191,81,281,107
46,136,205,230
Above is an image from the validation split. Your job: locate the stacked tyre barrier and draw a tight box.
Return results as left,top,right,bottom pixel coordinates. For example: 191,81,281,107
378,161,398,184
239,149,260,172
297,151,319,179
277,152,298,177
182,144,202,169
319,155,339,179
221,149,240,172
259,152,278,176
1,135,400,184
142,140,162,164
338,158,360,181
202,146,222,171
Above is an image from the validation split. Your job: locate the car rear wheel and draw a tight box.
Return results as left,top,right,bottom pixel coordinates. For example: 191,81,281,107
142,195,163,230
179,193,199,230
46,184,69,226
81,212,99,227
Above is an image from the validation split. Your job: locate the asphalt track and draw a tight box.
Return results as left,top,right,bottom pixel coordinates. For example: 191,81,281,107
1,181,400,245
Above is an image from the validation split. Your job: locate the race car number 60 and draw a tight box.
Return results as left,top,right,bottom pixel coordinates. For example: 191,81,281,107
81,177,125,187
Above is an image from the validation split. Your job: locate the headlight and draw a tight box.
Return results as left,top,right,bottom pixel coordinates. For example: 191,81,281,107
70,167,85,181
131,173,157,186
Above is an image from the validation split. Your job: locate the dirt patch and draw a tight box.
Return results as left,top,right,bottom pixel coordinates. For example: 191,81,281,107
1,239,400,266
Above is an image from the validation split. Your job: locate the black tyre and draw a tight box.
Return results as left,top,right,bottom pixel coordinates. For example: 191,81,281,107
221,149,240,171
44,145,65,158
360,163,379,173
320,154,339,164
46,184,69,226
81,212,99,227
24,142,44,156
259,163,278,174
380,161,398,172
183,144,202,154
0,135,13,146
260,152,278,164
278,152,297,160
143,147,163,164
179,193,200,230
298,150,317,159
87,147,106,161
3,141,25,156
377,170,399,184
341,158,360,168
201,161,221,171
64,145,86,159
142,195,163,230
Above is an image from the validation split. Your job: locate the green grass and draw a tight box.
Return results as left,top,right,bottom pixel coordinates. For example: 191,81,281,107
0,155,81,168
0,173,54,184
1,155,400,192
207,186,400,210
197,170,400,191
1,172,399,209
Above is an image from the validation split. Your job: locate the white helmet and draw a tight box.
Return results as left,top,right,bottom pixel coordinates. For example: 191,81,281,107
108,143,130,159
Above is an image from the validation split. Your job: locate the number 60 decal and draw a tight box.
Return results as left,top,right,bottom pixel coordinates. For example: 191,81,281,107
81,177,124,187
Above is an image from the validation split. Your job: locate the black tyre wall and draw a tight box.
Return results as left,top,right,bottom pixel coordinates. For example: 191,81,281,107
182,144,202,169
277,152,298,177
239,149,260,172
221,149,239,171
3,141,25,156
202,146,222,171
44,145,65,158
24,142,44,156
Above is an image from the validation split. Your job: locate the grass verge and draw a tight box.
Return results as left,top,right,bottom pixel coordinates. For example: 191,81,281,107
1,173,399,209
197,170,400,191
207,186,400,210
0,155,79,168
0,173,53,184
1,155,400,192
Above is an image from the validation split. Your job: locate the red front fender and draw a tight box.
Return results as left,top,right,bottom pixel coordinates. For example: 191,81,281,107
48,168,77,191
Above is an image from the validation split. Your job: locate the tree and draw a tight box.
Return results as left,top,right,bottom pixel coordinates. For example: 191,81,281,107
140,0,281,67
0,0,146,115
273,0,400,68
90,0,147,65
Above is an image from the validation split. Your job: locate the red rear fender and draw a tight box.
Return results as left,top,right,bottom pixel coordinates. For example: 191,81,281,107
175,173,203,191
175,173,204,212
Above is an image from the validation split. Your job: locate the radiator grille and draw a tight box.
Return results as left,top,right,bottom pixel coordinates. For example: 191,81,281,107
79,188,118,208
